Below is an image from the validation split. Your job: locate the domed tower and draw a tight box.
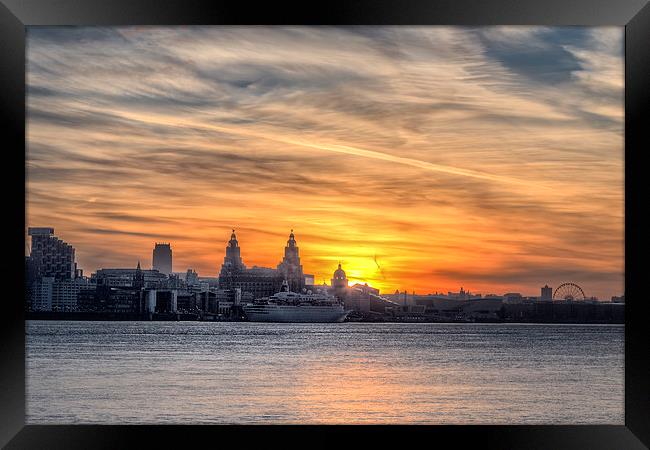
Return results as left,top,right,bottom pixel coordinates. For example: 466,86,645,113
219,229,246,281
277,230,304,293
331,263,348,299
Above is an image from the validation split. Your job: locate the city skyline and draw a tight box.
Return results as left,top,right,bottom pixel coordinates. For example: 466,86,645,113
26,26,624,299
24,226,621,300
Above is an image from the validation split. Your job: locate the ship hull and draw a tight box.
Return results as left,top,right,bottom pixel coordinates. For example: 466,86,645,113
243,304,349,323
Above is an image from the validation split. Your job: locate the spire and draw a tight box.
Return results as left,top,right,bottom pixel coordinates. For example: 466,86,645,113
136,261,141,270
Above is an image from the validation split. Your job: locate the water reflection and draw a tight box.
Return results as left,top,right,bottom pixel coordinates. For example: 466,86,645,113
26,321,624,424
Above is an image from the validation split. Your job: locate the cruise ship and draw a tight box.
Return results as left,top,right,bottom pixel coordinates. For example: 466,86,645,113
243,281,350,323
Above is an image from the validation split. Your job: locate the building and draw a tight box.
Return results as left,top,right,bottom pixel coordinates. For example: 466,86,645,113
27,227,77,280
152,243,173,275
186,269,199,285
503,292,524,304
92,267,167,288
52,277,93,311
541,285,553,301
277,230,305,293
31,277,54,311
25,256,39,309
611,295,625,303
218,230,283,299
351,283,380,296
219,230,246,279
331,263,348,300
30,276,94,311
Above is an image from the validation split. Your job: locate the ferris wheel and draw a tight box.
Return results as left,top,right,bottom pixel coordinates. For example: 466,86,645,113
553,282,586,301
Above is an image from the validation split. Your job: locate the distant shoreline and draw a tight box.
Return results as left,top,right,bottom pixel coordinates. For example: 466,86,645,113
24,311,624,325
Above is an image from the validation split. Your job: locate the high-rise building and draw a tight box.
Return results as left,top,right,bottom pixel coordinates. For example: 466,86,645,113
28,227,77,280
541,285,553,301
152,243,172,275
277,230,304,292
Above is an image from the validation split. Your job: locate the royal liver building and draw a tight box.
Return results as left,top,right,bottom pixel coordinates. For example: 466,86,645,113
218,229,305,299
276,230,305,293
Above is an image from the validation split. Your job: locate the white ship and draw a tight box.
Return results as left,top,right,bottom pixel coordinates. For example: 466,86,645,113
243,281,350,323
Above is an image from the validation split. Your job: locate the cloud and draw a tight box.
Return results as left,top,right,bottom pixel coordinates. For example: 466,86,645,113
25,26,624,299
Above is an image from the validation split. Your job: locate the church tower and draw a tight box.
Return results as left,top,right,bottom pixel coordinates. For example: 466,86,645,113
277,230,304,292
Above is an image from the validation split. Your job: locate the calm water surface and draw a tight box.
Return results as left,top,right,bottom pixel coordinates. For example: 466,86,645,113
26,320,624,424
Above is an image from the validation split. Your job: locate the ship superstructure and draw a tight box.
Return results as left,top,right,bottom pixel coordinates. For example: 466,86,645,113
243,280,349,323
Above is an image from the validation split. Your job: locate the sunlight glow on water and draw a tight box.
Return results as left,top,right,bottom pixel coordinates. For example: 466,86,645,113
26,321,624,424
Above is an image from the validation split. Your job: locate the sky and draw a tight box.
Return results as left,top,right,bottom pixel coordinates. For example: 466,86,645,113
25,26,624,299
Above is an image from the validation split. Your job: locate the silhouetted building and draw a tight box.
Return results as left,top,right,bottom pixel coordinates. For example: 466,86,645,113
503,292,524,304
28,227,77,280
219,230,246,279
186,269,199,285
351,283,380,296
541,285,553,301
218,230,283,298
277,230,305,293
92,268,167,288
31,277,54,311
25,256,38,309
152,243,172,275
30,276,93,311
332,263,348,299
133,262,145,290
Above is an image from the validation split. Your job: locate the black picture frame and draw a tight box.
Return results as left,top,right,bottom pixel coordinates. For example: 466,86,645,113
1,1,648,448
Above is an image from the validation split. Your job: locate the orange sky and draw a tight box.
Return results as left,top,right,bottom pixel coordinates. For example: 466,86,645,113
25,26,624,299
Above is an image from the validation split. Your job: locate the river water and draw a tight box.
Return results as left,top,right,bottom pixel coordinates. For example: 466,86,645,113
25,320,624,424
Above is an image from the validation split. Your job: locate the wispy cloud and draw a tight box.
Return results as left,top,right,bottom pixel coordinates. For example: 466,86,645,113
26,26,624,299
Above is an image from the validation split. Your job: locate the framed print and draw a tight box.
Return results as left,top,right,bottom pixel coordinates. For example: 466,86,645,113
1,0,649,448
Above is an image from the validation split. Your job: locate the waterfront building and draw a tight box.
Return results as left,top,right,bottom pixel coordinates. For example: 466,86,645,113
351,283,380,296
331,263,348,300
51,277,93,311
92,268,167,288
541,285,553,301
219,230,246,278
277,230,305,293
152,243,173,275
186,269,199,285
198,276,220,288
30,276,94,311
503,292,524,304
218,230,284,298
104,288,141,314
31,277,54,311
25,256,38,309
28,227,77,280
